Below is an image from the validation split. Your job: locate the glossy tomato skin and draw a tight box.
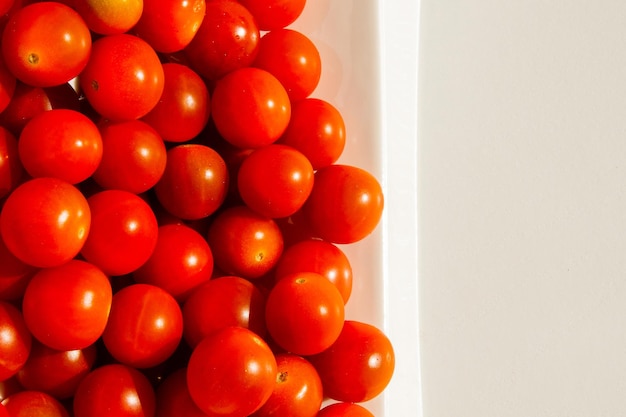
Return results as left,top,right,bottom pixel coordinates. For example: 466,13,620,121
16,340,97,399
0,126,24,200
277,98,346,170
187,326,277,417
316,403,375,417
133,0,205,53
184,0,259,80
0,235,37,301
211,67,291,149
238,0,305,31
74,0,143,35
155,368,207,417
0,301,31,381
251,353,323,417
206,205,284,279
79,33,165,121
307,320,395,403
21,259,113,351
0,177,91,268
1,1,91,87
141,63,210,143
133,223,214,302
253,29,321,101
18,109,103,184
154,144,229,220
274,238,353,304
91,120,167,194
237,144,314,219
73,363,156,417
301,164,384,244
80,190,159,276
265,272,344,356
182,275,267,348
2,390,70,417
102,283,183,368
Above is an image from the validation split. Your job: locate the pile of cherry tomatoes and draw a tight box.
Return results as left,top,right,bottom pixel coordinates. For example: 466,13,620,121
0,0,395,415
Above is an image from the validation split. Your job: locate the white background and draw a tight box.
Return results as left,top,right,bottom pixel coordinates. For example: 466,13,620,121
419,1,626,416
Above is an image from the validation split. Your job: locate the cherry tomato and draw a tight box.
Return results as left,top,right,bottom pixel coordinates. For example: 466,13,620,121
1,1,91,87
253,29,321,101
91,120,167,194
133,0,205,53
141,63,210,143
211,67,291,149
265,272,344,356
0,403,7,417
307,320,395,403
0,235,37,301
0,177,91,268
274,238,353,304
182,275,266,348
0,57,15,113
154,144,229,220
317,403,375,417
79,33,164,121
73,363,156,417
21,259,112,351
80,190,159,276
16,340,97,399
2,390,69,417
184,0,259,80
102,283,183,368
155,368,207,417
251,353,323,417
0,301,31,381
0,377,22,403
237,144,314,219
187,326,277,417
74,0,143,35
0,126,24,200
301,164,384,244
238,0,305,31
133,223,214,302
277,98,346,170
18,109,103,184
206,205,284,279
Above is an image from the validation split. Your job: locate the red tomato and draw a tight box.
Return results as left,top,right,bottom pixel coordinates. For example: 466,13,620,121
0,403,7,417
91,120,167,194
79,33,164,121
141,63,210,142
0,57,15,113
16,340,97,399
316,403,375,417
237,144,314,219
0,126,24,200
265,272,344,356
154,144,229,220
155,368,207,417
253,29,321,101
274,238,353,304
0,234,37,301
184,0,259,80
2,390,69,417
187,326,277,417
211,67,291,149
73,363,156,417
21,259,112,351
133,223,214,302
0,178,91,268
18,109,103,184
133,0,205,53
238,0,305,31
251,353,323,417
307,320,395,403
0,377,22,403
206,205,284,279
80,190,159,276
277,98,346,170
102,283,183,368
182,275,267,348
301,164,384,244
0,301,31,381
1,1,91,87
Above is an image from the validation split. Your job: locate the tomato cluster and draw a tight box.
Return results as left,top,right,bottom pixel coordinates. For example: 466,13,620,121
0,0,394,415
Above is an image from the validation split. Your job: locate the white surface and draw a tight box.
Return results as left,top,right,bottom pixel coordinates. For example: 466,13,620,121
419,1,626,416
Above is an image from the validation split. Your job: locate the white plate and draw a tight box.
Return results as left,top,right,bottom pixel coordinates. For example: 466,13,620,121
291,1,421,416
